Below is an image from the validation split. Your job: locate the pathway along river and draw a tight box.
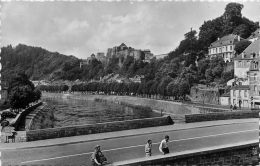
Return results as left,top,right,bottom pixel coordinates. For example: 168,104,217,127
42,97,161,127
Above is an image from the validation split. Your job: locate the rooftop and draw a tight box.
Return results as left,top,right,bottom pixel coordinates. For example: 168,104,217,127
234,39,260,60
247,28,260,40
209,34,243,48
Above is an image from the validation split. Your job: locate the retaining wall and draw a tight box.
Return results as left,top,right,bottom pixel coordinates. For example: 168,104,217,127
185,110,259,123
26,116,173,141
28,103,55,130
113,142,258,166
12,102,43,130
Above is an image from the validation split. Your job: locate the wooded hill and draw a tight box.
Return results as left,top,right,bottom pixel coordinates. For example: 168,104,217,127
1,3,259,88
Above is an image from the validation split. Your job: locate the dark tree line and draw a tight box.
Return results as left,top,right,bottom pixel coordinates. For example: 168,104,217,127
39,80,191,101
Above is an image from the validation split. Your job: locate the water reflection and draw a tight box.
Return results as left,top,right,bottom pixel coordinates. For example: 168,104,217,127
42,97,161,127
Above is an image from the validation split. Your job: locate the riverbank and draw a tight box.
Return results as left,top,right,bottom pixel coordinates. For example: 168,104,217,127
42,92,195,115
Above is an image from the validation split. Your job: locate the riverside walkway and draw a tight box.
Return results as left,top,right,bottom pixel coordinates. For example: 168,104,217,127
1,118,258,165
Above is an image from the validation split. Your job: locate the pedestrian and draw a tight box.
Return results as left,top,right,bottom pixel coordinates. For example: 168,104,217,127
159,135,170,155
91,145,107,166
145,140,152,157
230,104,233,111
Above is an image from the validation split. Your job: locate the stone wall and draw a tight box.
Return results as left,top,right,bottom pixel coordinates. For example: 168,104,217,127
12,102,43,130
185,110,259,123
118,143,258,166
28,103,55,130
190,88,219,105
26,116,173,142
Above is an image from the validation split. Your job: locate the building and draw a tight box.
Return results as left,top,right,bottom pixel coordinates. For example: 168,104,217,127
219,93,230,106
208,34,243,63
247,28,260,42
96,52,108,64
129,75,144,83
229,39,260,108
233,39,259,78
107,43,153,63
154,54,168,59
248,54,260,108
143,49,154,63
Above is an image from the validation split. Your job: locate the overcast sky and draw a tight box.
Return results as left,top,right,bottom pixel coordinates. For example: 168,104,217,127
2,1,259,59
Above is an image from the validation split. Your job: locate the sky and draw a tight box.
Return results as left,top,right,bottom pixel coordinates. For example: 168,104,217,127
1,1,259,59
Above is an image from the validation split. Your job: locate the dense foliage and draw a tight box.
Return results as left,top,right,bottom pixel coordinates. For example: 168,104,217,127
7,72,41,109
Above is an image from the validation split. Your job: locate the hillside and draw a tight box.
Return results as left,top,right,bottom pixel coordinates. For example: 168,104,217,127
1,44,81,80
1,3,259,85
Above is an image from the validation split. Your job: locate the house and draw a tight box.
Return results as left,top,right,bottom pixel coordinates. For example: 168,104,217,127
233,39,259,78
247,28,260,42
248,54,260,108
229,39,260,108
208,34,243,63
129,75,144,83
219,93,230,106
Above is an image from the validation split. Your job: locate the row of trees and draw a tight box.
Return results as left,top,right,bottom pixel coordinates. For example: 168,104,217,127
38,80,190,101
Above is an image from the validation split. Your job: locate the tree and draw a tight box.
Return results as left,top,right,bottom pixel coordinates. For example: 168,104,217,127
234,40,252,55
178,81,190,100
7,72,41,109
157,76,173,99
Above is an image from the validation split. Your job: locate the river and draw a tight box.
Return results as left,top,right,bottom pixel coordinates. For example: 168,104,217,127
42,97,161,127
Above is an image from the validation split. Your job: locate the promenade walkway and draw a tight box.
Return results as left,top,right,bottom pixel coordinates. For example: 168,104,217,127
0,118,257,150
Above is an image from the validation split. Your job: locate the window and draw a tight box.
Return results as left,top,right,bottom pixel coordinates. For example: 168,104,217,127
247,61,250,67
254,86,257,92
219,48,221,53
254,74,257,81
230,46,232,50
239,61,242,67
244,90,247,97
239,90,241,97
233,90,236,97
255,62,258,69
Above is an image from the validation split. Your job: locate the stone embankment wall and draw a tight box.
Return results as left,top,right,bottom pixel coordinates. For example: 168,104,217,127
26,116,173,141
28,102,55,130
185,110,259,123
119,143,258,166
12,102,43,130
190,88,219,105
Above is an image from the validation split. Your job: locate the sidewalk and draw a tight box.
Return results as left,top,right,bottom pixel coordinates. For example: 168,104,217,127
0,118,257,150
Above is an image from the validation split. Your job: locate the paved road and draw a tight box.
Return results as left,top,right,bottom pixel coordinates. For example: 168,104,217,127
2,122,258,166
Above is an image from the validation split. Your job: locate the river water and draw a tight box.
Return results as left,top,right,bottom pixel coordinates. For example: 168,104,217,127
42,97,161,127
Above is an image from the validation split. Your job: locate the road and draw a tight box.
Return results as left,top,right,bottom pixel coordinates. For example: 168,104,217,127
1,122,258,166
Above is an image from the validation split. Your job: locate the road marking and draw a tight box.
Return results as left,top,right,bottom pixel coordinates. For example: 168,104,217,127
21,129,257,164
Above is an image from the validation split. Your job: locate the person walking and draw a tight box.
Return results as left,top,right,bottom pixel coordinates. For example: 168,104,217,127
91,145,107,166
159,135,170,155
145,140,152,157
230,104,233,111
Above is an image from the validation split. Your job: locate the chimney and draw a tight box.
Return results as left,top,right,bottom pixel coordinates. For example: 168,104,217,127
242,52,245,58
238,35,240,41
218,38,220,40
